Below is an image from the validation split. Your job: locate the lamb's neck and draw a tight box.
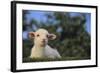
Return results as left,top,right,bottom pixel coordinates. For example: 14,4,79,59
31,45,46,57
33,45,45,50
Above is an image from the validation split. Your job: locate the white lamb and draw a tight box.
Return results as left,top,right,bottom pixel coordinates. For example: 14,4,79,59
29,28,61,59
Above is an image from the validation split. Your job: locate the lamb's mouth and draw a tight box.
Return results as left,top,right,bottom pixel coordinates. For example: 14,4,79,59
40,41,47,46
41,40,46,43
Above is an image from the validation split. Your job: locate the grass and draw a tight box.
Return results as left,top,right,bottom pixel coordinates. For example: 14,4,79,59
23,56,90,63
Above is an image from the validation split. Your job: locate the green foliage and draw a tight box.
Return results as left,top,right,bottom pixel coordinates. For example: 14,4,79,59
23,56,90,63
22,11,91,62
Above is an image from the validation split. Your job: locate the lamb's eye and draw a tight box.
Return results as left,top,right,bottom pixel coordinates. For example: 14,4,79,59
37,34,40,37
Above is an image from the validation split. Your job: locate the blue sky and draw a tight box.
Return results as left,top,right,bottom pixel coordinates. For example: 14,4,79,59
25,11,91,33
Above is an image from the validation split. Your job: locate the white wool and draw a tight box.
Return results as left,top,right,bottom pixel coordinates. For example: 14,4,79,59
44,45,61,58
30,45,61,59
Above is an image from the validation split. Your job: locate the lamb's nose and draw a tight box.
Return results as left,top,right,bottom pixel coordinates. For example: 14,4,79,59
42,39,46,42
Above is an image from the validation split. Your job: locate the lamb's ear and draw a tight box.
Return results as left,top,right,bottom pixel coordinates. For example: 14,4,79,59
48,34,56,40
29,32,35,39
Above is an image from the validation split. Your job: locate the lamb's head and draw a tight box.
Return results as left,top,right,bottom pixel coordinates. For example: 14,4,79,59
29,29,56,47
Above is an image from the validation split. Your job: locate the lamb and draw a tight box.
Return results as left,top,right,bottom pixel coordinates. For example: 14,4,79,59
29,28,61,59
